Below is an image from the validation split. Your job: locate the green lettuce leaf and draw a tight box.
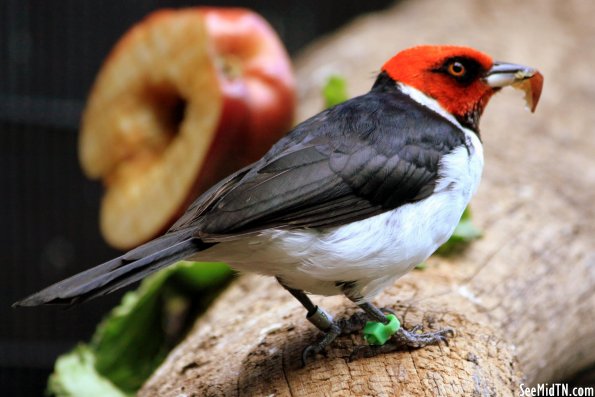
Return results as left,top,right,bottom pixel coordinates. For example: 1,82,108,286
323,75,349,108
48,345,128,397
48,261,231,396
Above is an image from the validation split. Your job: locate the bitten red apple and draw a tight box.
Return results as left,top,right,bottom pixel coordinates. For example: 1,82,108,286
79,8,295,250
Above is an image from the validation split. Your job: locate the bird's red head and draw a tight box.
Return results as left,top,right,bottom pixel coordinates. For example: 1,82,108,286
382,45,543,129
383,46,494,125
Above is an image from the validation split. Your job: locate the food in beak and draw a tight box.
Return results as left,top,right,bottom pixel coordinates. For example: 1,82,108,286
512,70,544,112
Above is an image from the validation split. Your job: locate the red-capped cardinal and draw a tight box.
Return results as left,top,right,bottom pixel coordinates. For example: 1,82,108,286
15,45,543,364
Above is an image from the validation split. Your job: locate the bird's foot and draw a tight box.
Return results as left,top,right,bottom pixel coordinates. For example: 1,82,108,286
301,321,341,367
349,324,455,361
395,324,454,348
301,309,388,366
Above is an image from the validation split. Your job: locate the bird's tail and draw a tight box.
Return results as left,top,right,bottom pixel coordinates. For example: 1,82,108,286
13,231,213,307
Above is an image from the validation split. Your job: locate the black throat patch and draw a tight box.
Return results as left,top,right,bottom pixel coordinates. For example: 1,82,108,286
457,106,482,137
373,71,482,137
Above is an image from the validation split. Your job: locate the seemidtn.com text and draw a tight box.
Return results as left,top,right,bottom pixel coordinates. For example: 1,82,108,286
520,383,594,397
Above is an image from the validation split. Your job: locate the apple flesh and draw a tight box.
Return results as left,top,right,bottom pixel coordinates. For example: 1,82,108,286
79,8,295,250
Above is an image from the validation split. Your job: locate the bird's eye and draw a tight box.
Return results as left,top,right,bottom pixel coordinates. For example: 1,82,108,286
447,62,466,77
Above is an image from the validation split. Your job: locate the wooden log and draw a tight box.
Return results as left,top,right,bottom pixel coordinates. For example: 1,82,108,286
140,0,595,395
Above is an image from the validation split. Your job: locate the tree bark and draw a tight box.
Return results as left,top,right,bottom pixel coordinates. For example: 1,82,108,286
140,0,595,395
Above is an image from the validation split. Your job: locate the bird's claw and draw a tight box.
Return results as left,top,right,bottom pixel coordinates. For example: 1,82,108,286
348,325,455,362
395,326,455,348
301,322,341,367
301,344,323,366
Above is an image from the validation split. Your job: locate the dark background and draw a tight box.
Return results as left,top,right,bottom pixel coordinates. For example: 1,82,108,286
1,0,394,395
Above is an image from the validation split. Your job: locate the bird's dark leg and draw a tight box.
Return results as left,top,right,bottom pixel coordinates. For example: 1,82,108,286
341,288,393,330
358,301,391,323
276,278,340,366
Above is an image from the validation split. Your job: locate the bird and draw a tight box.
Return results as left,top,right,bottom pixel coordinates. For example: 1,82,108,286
15,45,543,363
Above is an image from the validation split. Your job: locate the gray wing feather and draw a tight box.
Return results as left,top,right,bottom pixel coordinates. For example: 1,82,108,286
167,88,465,239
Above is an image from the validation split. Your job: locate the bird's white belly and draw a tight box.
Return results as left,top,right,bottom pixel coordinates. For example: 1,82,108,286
196,133,483,301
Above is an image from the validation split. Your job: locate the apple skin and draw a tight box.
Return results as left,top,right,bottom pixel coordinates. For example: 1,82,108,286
173,7,296,235
200,8,296,164
80,8,296,249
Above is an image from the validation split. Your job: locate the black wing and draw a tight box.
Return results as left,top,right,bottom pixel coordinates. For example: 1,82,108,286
171,79,467,238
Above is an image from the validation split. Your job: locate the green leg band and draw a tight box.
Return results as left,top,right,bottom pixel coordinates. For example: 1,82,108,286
363,314,400,345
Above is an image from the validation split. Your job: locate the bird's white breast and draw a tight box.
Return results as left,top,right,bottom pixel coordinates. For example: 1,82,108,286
199,129,483,300
197,85,484,300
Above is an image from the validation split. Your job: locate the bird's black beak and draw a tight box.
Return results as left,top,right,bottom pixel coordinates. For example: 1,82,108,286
484,62,544,112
